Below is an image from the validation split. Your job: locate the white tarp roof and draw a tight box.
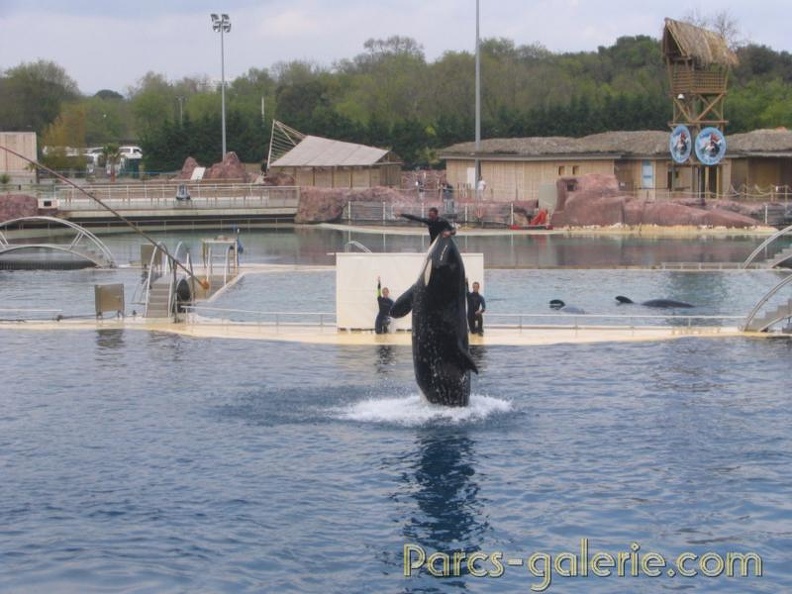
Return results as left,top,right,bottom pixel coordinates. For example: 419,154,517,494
270,135,390,167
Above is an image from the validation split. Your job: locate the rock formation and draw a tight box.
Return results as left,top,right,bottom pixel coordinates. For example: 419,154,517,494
0,194,39,222
550,174,762,228
263,171,295,186
178,153,250,182
295,186,406,224
178,157,200,180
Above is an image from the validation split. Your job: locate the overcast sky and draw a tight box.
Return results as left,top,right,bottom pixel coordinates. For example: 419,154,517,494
1,0,790,95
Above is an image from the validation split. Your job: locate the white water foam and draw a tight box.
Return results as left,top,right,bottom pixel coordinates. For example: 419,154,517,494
336,393,513,426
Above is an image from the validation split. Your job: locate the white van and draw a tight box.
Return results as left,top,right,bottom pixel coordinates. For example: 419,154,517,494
119,145,143,159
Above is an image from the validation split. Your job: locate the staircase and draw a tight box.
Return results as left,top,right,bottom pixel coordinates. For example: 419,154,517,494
145,277,173,319
743,298,792,332
764,246,792,269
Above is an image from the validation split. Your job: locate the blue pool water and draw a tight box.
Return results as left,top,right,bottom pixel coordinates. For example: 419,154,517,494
1,229,790,592
0,332,789,593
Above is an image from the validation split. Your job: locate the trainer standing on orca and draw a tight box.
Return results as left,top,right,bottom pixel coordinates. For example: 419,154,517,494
374,277,394,334
399,207,455,242
389,234,478,407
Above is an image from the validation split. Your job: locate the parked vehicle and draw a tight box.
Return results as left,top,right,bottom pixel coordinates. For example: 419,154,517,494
119,145,143,159
84,147,104,168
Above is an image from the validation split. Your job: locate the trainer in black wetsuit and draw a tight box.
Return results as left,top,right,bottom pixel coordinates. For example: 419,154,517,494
399,207,455,242
466,279,486,335
375,277,394,334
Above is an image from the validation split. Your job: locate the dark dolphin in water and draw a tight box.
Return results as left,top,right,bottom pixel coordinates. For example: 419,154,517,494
390,235,478,406
549,299,586,314
615,295,694,308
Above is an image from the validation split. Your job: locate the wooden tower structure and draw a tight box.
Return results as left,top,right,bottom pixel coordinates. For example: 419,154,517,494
662,18,739,199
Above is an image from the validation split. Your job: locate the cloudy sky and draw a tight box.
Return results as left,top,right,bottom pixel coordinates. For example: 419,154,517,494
1,0,790,95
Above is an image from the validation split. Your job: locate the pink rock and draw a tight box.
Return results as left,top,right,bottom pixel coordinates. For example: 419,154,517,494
0,194,39,222
178,157,199,180
554,174,761,228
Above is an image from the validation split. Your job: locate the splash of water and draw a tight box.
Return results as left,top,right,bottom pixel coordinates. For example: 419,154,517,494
336,393,512,426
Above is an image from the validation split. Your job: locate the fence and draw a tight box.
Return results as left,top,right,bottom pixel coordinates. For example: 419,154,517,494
343,200,548,228
52,183,300,211
183,305,743,332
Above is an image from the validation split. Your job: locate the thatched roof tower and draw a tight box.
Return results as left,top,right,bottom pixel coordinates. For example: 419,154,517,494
663,18,738,129
663,18,739,198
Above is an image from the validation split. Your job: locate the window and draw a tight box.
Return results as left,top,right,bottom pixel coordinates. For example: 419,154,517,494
572,165,579,175
641,161,654,189
558,165,565,176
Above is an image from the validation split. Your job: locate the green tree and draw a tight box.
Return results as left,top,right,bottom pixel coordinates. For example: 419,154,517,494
82,95,129,146
728,79,792,131
7,23,792,177
102,143,121,182
127,72,177,138
268,60,332,132
0,60,79,135
734,45,792,84
41,103,87,149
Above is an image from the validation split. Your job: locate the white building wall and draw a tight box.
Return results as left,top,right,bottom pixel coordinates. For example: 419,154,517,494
0,132,37,182
335,252,485,330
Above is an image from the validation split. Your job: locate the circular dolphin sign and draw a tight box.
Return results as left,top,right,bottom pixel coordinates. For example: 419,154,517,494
695,127,727,166
669,125,692,164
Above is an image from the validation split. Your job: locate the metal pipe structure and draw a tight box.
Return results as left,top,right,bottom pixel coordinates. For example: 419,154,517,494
474,0,481,188
210,13,231,160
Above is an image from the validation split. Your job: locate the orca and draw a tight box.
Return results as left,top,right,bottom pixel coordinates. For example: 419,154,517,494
549,299,586,314
390,235,478,406
615,295,694,308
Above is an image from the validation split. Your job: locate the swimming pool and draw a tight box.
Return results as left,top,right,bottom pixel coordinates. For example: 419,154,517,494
0,228,789,593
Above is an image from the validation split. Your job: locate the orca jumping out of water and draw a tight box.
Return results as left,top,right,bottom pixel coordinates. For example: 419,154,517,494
615,295,694,309
389,234,478,407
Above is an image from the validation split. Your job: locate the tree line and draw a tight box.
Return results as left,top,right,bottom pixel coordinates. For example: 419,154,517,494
1,27,791,175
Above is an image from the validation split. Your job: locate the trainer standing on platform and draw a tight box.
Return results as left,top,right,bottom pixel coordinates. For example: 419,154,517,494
466,279,486,335
399,207,456,243
375,277,394,334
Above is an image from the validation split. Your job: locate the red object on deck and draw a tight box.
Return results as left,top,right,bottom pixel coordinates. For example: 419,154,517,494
529,209,548,226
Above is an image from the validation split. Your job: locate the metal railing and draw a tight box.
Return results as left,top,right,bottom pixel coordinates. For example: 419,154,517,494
0,308,64,321
181,306,741,332
391,183,792,205
0,216,117,267
741,272,792,331
185,306,336,330
484,312,744,330
53,183,300,211
343,201,531,227
139,242,166,316
742,223,792,268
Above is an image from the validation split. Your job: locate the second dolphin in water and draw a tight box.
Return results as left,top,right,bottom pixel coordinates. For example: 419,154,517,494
615,295,694,308
549,299,586,314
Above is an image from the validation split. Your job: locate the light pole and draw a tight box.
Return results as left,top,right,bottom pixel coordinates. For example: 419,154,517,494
176,96,185,126
210,13,231,160
474,0,481,197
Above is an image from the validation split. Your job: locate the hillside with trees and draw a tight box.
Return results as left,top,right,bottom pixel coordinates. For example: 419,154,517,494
1,25,791,175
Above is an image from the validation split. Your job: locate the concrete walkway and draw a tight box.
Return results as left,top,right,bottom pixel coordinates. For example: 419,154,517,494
0,316,755,346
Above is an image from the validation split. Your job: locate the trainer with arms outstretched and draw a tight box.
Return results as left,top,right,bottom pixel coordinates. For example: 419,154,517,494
399,207,456,242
